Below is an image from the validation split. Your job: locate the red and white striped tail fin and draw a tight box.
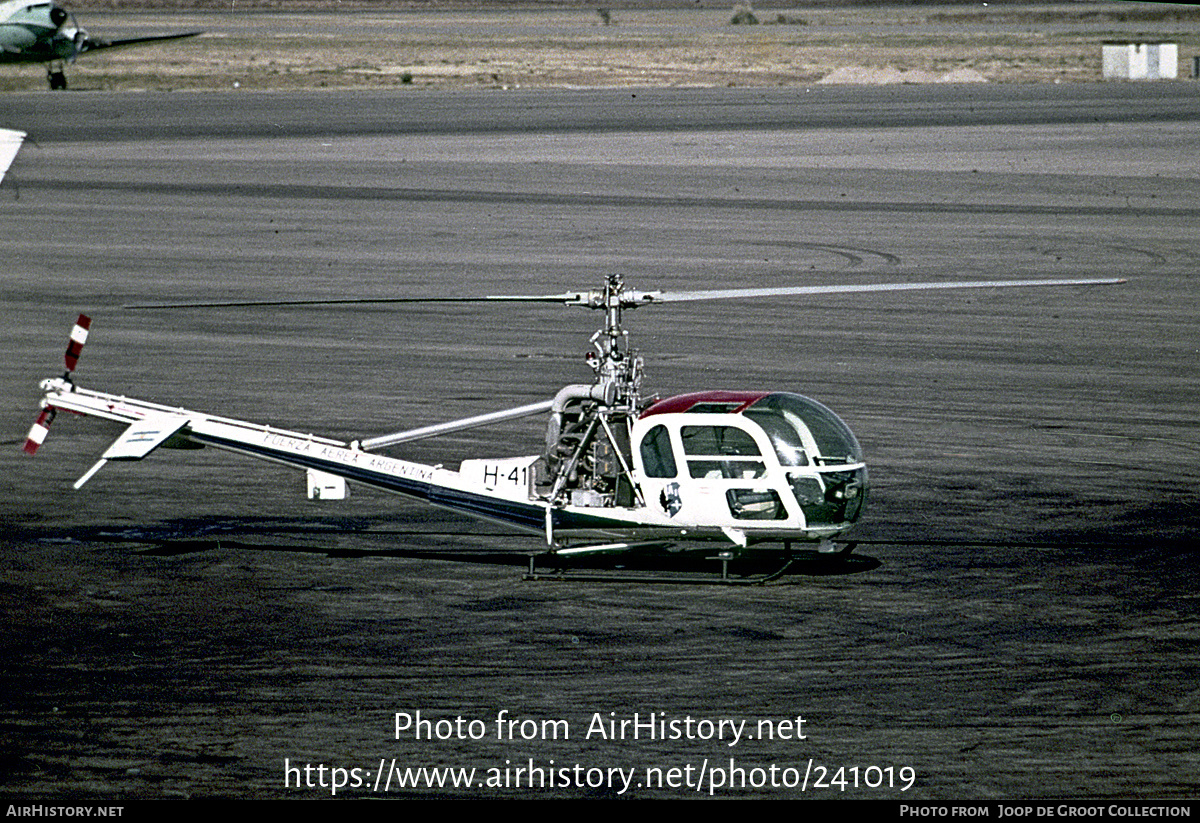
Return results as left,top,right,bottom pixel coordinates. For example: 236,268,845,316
64,314,91,373
23,408,56,455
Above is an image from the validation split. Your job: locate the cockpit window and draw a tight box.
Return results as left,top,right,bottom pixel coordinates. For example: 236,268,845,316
686,403,742,414
746,393,863,466
680,425,767,480
688,460,767,480
680,425,761,457
743,410,809,466
639,424,677,478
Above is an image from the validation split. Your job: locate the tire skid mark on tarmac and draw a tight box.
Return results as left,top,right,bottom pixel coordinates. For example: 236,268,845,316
21,178,1200,218
749,241,902,268
991,233,1187,264
1038,243,1169,266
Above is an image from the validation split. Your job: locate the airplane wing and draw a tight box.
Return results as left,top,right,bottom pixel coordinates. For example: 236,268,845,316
79,31,203,55
0,128,26,184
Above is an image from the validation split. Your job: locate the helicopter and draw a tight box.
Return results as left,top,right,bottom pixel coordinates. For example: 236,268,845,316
25,274,1123,583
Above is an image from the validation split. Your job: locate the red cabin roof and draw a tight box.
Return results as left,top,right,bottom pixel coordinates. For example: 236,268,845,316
640,391,771,418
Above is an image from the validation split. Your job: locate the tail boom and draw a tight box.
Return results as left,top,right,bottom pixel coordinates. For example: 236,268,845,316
32,379,650,542
34,378,442,499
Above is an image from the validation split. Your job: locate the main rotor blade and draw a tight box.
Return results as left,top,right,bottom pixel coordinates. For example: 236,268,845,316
126,277,1123,311
125,293,589,309
644,277,1126,304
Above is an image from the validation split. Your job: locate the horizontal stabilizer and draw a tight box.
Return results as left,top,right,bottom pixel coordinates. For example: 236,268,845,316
74,414,190,489
101,415,190,461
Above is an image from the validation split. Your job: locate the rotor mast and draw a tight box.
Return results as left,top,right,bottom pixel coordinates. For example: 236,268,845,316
583,273,645,412
536,274,650,515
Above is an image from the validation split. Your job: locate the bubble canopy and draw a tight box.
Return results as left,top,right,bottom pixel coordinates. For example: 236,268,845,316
745,393,864,467
640,391,863,468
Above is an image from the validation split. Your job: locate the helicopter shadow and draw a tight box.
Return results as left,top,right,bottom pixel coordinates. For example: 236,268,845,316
21,516,882,585
138,536,882,585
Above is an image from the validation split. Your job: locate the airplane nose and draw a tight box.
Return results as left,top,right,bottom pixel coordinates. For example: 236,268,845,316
50,6,68,27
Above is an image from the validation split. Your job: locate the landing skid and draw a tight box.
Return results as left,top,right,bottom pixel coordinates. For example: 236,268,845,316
524,541,858,585
524,554,798,585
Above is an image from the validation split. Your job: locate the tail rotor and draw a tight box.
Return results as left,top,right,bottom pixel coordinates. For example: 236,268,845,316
23,314,91,455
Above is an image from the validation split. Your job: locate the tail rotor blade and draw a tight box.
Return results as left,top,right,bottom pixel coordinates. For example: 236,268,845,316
64,314,91,373
23,408,55,455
